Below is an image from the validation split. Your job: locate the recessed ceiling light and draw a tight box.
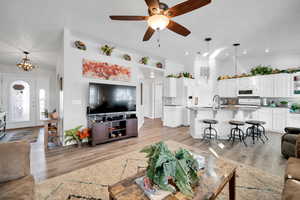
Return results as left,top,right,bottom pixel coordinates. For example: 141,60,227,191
243,50,247,55
202,52,209,57
265,48,270,53
185,51,189,55
150,71,155,79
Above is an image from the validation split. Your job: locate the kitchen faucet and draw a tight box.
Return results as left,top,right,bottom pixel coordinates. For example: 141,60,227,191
212,95,221,110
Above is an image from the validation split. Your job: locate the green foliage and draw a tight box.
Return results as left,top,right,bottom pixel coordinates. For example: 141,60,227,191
291,103,300,111
166,74,177,78
280,101,288,105
64,125,83,145
100,45,115,56
141,142,200,198
140,57,149,65
250,65,273,75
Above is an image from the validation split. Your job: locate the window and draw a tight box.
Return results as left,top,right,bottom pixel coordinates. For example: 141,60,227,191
39,89,46,119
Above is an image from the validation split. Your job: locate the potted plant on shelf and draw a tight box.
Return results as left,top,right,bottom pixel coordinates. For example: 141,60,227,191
279,101,289,108
100,45,115,56
291,103,300,113
139,57,149,65
64,126,90,147
123,54,132,61
156,62,163,69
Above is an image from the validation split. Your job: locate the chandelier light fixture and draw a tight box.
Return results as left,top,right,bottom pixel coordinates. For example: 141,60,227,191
16,51,37,72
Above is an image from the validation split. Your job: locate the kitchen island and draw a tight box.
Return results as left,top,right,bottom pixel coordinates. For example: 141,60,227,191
187,106,260,140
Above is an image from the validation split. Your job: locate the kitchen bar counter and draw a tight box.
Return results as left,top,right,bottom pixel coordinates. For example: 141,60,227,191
187,106,261,139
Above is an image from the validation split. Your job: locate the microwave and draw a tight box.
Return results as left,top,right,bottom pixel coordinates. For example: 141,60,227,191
238,89,260,97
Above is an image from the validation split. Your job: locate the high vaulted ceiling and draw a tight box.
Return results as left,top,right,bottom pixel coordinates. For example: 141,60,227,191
0,0,300,69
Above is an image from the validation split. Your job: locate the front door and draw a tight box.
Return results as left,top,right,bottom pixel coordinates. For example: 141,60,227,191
2,74,37,129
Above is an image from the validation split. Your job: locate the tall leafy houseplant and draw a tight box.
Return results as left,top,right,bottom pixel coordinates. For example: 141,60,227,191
141,142,199,198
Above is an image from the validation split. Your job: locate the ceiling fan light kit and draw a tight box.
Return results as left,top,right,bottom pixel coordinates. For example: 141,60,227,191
109,0,211,41
147,14,170,30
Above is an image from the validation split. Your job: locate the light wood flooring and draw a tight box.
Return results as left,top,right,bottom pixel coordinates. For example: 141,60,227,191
21,118,287,182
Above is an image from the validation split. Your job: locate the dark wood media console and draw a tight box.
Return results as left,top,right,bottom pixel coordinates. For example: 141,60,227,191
90,118,138,146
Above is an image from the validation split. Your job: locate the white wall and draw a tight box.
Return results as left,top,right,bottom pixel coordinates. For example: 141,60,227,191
188,54,221,106
165,60,185,75
62,28,170,132
217,52,300,76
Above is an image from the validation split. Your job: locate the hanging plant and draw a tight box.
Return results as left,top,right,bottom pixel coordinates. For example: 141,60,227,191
123,54,132,61
156,62,163,68
100,45,115,56
139,57,149,65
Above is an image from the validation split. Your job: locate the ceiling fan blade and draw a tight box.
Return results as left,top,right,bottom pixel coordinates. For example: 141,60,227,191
109,16,148,21
166,0,211,18
145,0,160,9
143,27,155,41
167,20,191,36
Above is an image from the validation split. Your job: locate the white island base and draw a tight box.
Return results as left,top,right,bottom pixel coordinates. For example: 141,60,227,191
188,106,260,140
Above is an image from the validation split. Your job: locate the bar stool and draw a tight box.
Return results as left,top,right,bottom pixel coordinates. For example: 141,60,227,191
202,119,218,141
246,120,267,144
228,120,247,146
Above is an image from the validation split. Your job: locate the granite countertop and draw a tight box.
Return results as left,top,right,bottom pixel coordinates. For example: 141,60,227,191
187,105,260,111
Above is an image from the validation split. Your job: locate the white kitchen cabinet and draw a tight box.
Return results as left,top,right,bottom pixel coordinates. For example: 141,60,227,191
273,74,291,97
218,79,237,97
259,75,274,97
272,108,287,132
259,108,273,131
164,78,177,97
287,113,300,128
163,106,184,127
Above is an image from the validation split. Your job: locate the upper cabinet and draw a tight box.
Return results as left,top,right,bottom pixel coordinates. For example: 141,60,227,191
273,74,291,97
218,79,237,97
259,75,274,97
164,78,177,97
164,78,196,99
237,76,260,96
218,74,292,98
259,74,291,97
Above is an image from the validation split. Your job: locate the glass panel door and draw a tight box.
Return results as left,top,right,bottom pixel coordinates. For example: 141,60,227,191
2,74,36,129
9,80,30,122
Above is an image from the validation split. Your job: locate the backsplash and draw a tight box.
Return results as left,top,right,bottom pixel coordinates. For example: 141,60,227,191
221,97,300,107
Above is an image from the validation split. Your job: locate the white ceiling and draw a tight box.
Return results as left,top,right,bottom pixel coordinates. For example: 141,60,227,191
0,0,300,69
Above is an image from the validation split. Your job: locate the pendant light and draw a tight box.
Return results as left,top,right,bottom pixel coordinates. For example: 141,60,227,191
233,43,240,75
199,37,212,80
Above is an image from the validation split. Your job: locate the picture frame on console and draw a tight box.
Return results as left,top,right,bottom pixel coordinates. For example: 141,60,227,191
87,82,138,146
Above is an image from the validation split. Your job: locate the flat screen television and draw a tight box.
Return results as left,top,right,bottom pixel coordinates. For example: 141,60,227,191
88,83,136,114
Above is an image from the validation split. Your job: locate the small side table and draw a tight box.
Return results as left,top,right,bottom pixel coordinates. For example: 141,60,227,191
42,118,59,151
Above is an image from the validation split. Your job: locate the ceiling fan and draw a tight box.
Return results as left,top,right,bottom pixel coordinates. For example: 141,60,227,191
109,0,211,41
